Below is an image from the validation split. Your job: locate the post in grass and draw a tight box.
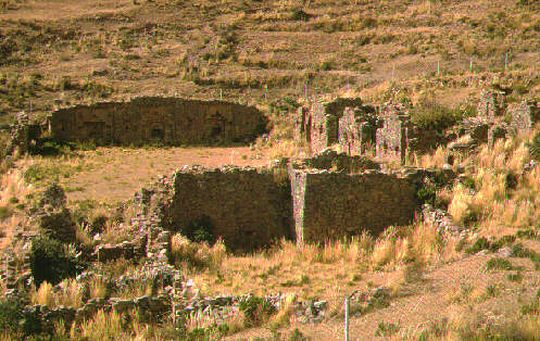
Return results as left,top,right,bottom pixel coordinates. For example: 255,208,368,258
344,296,350,341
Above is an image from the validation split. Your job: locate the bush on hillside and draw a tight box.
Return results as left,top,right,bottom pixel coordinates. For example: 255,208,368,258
30,236,79,286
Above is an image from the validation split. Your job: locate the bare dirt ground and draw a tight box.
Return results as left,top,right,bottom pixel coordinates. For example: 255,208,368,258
0,0,136,21
20,146,269,203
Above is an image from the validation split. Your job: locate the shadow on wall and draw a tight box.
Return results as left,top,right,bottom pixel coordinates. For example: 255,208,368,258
48,97,268,146
156,159,420,252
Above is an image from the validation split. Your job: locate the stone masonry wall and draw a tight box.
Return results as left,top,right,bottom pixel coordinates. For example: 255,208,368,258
376,112,412,162
295,98,375,155
477,89,506,121
509,100,539,135
49,97,268,146
338,107,377,155
309,102,338,154
290,168,417,244
162,166,292,252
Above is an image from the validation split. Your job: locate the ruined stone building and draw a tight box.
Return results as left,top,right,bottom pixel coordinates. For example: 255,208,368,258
289,167,416,244
295,98,377,155
8,112,41,155
477,88,506,121
508,100,540,136
49,97,268,146
375,101,414,163
147,157,420,251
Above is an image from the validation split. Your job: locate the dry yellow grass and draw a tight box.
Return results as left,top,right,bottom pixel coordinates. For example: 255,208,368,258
31,279,84,308
448,128,539,234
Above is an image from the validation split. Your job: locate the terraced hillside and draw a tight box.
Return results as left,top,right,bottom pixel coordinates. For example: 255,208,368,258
0,1,540,340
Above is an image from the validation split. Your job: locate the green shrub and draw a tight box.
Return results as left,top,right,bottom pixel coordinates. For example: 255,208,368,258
516,228,539,240
411,102,463,130
465,235,515,254
0,298,22,335
485,257,513,272
30,236,79,286
185,216,215,244
417,184,437,205
291,9,310,21
507,272,523,282
528,131,540,161
239,295,276,327
0,205,12,220
375,321,400,337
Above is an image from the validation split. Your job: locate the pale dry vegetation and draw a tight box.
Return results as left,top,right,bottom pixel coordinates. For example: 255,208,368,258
448,129,540,235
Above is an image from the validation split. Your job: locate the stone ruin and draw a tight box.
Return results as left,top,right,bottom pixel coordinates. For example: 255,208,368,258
49,97,268,146
375,101,414,163
295,97,445,164
296,91,540,164
508,100,540,136
477,88,506,121
134,152,431,250
295,98,377,156
7,111,41,155
462,88,539,147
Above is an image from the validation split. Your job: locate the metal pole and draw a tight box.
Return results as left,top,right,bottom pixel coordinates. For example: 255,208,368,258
344,297,350,341
504,52,509,72
437,60,440,76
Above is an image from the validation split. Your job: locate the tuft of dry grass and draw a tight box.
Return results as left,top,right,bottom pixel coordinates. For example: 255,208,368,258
171,234,226,271
31,281,54,306
30,279,84,308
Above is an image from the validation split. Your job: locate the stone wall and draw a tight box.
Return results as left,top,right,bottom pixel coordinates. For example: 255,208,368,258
338,107,377,155
289,168,417,244
49,97,268,146
477,89,506,121
509,100,539,135
375,102,413,163
295,98,376,155
161,166,292,252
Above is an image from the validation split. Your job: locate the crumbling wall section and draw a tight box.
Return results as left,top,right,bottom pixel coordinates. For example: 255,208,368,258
477,89,506,121
338,107,377,155
49,97,268,146
509,100,539,135
162,166,292,252
295,98,376,155
309,102,338,154
289,169,417,244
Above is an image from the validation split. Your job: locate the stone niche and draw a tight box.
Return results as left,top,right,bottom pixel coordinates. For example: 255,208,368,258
295,98,376,155
162,166,292,252
289,168,417,245
49,97,268,146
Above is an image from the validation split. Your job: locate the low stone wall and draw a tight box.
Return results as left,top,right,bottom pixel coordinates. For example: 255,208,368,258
290,168,417,244
138,160,423,250
21,295,171,334
162,166,293,252
49,97,268,146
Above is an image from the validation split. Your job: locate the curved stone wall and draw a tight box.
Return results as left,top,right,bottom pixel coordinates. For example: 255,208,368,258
49,97,268,146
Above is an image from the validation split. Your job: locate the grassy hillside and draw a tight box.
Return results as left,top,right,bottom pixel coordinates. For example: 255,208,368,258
0,0,539,125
